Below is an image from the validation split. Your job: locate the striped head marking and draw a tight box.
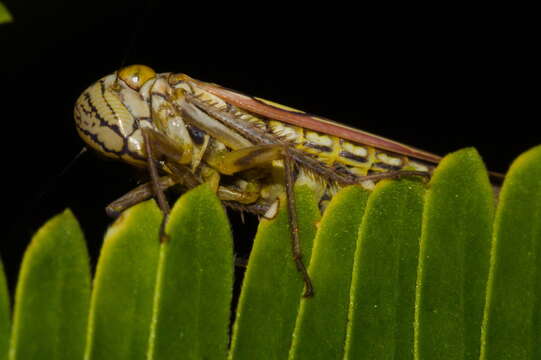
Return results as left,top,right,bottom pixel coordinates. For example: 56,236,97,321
74,65,157,166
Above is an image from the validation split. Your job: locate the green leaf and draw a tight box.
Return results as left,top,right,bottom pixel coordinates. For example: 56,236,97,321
480,145,541,359
289,185,368,360
345,179,425,359
0,2,12,23
84,200,162,360
9,210,90,360
0,259,9,360
414,148,494,359
5,146,541,358
147,184,233,360
229,185,320,360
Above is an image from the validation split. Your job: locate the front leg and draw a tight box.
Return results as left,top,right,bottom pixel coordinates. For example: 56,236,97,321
142,128,174,242
139,127,199,242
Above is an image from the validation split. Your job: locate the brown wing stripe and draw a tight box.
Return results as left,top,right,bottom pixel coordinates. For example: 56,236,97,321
196,82,442,164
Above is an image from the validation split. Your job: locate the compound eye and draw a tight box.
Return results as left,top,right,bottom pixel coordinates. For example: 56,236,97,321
118,65,156,90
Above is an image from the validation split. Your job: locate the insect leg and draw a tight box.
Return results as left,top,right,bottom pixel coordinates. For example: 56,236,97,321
141,127,195,242
207,143,314,295
105,161,208,218
221,201,270,217
170,155,264,205
208,144,284,175
142,129,173,242
143,128,190,164
164,162,202,190
217,184,261,204
284,147,314,298
106,175,178,217
357,170,430,183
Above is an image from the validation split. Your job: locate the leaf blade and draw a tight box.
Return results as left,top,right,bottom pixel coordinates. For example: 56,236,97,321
148,184,233,360
289,185,368,360
345,179,425,359
84,200,162,360
0,2,13,24
414,148,494,360
480,145,541,359
229,185,320,360
0,259,9,360
10,210,90,360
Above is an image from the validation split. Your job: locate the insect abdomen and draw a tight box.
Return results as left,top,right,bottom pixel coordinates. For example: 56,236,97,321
268,120,432,178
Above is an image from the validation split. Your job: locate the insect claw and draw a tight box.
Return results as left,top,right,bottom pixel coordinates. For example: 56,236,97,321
158,213,170,243
234,255,248,268
302,287,314,298
238,210,245,224
159,231,170,243
105,207,121,218
405,170,431,183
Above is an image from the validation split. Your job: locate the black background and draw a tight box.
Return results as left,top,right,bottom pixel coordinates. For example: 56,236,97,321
0,1,536,293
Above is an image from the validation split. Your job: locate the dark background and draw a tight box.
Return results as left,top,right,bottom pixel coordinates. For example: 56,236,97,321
0,1,536,293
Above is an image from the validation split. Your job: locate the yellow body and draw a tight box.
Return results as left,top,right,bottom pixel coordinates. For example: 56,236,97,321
74,65,432,213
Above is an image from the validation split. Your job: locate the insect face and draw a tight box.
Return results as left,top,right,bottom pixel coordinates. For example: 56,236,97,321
74,65,158,166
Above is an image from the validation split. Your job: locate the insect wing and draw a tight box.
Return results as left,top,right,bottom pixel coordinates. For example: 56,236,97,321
195,81,442,164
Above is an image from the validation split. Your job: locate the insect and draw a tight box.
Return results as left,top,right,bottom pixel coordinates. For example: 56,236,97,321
73,65,454,297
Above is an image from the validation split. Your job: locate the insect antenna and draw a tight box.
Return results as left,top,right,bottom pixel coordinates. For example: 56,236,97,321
7,147,88,248
33,147,88,205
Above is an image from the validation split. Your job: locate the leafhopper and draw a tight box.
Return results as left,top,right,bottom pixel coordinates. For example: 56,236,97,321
74,65,500,297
